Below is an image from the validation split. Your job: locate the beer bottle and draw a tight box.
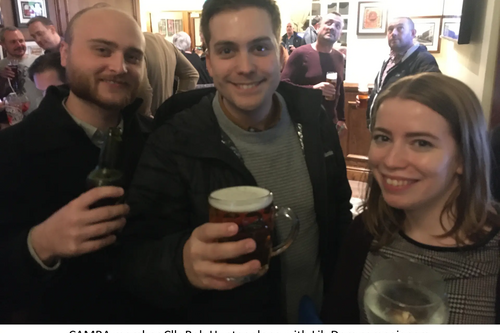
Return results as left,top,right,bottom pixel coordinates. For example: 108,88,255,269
86,127,124,208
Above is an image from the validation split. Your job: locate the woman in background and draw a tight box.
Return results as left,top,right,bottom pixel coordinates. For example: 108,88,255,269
321,73,500,324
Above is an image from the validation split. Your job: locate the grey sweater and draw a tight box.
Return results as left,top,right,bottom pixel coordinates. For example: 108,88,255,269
213,92,323,323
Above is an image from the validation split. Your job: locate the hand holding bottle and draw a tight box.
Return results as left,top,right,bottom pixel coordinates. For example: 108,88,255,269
30,186,128,266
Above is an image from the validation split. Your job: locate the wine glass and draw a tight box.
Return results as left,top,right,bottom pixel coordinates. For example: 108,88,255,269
3,93,24,125
364,258,450,324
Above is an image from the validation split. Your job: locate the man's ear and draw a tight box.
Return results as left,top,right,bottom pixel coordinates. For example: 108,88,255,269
206,49,213,76
60,41,69,67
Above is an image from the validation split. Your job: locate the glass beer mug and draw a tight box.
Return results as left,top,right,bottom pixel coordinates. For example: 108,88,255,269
209,186,300,283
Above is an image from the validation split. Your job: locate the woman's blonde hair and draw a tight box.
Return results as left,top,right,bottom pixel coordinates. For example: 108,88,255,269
363,73,494,247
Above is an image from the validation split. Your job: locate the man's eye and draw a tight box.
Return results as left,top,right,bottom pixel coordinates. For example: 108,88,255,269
255,45,268,52
221,48,232,54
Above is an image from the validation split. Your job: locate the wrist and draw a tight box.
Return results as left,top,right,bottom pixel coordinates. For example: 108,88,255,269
30,225,59,266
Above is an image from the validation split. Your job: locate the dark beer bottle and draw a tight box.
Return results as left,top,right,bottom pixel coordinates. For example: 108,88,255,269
86,127,124,209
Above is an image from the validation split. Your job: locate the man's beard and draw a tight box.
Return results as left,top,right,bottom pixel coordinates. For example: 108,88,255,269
66,61,138,111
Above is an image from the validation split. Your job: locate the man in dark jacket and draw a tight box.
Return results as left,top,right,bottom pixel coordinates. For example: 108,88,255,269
0,7,154,323
366,17,440,126
119,0,351,324
281,22,304,54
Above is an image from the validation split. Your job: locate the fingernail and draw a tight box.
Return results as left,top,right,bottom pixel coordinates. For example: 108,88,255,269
246,240,256,252
228,224,238,233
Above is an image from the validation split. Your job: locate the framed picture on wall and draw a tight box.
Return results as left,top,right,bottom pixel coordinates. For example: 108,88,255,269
357,2,387,35
411,16,442,53
167,19,175,37
12,0,48,27
441,17,460,41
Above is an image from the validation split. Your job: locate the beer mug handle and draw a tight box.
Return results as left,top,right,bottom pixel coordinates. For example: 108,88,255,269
271,206,300,257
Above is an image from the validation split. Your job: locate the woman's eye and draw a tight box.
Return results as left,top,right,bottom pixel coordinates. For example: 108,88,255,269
373,134,389,143
415,140,433,148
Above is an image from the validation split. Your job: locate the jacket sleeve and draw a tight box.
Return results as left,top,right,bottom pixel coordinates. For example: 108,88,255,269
336,79,346,122
321,215,370,324
116,127,200,310
0,132,58,319
303,29,312,44
490,125,500,201
173,47,199,93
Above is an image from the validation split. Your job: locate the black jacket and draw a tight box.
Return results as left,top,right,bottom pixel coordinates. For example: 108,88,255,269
0,85,153,323
119,82,352,323
367,45,441,125
281,32,304,54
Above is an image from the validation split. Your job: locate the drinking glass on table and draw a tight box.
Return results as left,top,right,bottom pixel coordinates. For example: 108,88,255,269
363,258,449,324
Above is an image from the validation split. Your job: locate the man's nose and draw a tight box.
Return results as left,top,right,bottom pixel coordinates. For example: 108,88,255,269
108,53,127,74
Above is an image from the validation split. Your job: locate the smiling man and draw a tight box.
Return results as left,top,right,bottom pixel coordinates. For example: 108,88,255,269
119,0,352,324
0,6,153,323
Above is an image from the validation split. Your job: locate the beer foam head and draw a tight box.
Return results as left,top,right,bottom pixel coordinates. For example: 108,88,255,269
326,72,337,80
209,186,273,213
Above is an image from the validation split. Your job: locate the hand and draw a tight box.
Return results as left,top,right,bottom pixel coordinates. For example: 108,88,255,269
183,222,261,290
355,95,360,108
313,82,336,99
30,186,129,266
336,121,347,138
0,67,16,79
289,45,296,52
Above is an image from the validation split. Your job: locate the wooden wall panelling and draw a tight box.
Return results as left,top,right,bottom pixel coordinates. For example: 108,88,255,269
342,83,371,182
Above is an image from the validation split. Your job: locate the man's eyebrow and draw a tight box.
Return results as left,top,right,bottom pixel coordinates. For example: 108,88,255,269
88,38,144,55
88,38,118,48
213,36,273,48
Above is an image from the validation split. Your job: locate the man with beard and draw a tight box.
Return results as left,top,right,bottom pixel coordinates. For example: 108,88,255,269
281,13,346,129
365,17,440,126
0,27,43,114
0,6,153,323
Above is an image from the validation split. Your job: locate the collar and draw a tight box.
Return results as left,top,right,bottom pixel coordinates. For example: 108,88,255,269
389,42,419,64
24,85,143,154
217,93,282,132
62,97,124,148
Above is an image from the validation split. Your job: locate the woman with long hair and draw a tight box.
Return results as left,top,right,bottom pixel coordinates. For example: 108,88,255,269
321,73,500,324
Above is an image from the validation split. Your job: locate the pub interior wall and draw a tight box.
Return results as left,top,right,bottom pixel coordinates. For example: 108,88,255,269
139,0,500,117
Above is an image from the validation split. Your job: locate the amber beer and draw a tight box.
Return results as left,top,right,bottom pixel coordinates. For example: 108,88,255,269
357,85,370,109
209,186,299,281
325,71,337,101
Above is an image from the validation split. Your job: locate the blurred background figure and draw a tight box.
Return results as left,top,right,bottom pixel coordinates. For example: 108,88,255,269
281,22,304,55
136,32,198,116
27,16,63,54
0,26,43,115
28,52,66,95
303,15,322,44
173,31,212,85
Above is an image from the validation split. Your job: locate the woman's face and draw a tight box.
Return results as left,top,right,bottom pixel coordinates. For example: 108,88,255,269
369,97,463,214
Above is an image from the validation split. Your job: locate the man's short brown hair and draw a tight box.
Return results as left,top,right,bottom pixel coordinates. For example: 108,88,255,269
201,0,281,47
27,16,55,28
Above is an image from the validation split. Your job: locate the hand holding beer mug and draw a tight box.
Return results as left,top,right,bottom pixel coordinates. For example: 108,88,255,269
313,72,337,101
183,186,300,290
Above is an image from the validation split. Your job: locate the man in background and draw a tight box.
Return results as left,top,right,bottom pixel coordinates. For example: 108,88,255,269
365,17,440,126
281,22,304,54
172,31,213,85
303,15,321,44
28,52,66,94
282,12,346,128
136,32,199,116
27,16,63,53
0,27,43,114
